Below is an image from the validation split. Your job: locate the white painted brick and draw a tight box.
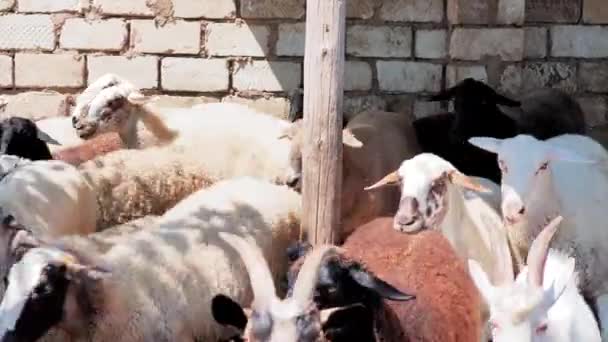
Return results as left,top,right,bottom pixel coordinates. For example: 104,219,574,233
345,61,372,91
15,53,83,88
446,65,488,87
0,91,68,120
88,55,158,90
416,29,447,59
240,0,305,19
18,0,80,12
521,62,576,93
173,0,236,18
131,20,200,54
499,64,522,96
276,23,305,57
525,27,547,58
0,55,12,87
347,25,412,58
93,0,153,16
348,0,376,19
344,95,387,117
0,0,14,11
222,96,291,119
234,61,301,92
498,0,525,25
414,100,443,118
450,28,524,61
551,25,608,58
153,95,220,108
60,19,127,51
161,58,229,92
379,0,443,22
377,61,442,93
206,23,269,57
0,14,55,51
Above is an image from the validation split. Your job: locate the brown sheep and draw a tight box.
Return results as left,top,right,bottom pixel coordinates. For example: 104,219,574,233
280,111,421,242
286,217,484,342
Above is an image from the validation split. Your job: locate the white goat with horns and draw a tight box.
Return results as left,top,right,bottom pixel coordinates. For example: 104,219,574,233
468,216,601,342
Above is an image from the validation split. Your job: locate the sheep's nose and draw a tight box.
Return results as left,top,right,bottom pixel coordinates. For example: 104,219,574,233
71,116,78,127
286,174,301,189
394,197,422,232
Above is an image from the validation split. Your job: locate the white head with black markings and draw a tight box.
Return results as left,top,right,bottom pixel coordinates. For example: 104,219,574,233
364,153,490,233
0,228,110,342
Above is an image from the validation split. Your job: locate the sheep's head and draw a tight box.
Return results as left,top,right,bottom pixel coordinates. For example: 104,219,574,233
0,117,59,158
278,119,363,192
469,135,597,229
0,228,110,342
468,216,576,342
364,153,490,233
212,233,351,342
425,78,521,115
71,74,152,139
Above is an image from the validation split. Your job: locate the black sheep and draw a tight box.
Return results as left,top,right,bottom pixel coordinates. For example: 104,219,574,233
0,117,60,160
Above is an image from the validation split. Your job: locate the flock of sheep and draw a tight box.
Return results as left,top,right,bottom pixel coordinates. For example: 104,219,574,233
0,72,604,342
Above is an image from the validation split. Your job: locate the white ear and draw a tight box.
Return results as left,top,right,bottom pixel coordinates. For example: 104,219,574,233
343,129,363,148
548,146,599,164
541,256,575,310
468,137,502,154
468,259,495,301
127,92,157,105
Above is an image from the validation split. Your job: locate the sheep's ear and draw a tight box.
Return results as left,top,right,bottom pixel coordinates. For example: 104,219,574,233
36,128,60,145
547,146,598,164
364,171,400,191
343,129,363,148
63,259,111,282
348,268,415,302
126,92,157,105
540,257,575,311
448,171,491,193
468,137,502,154
468,259,495,301
212,294,249,331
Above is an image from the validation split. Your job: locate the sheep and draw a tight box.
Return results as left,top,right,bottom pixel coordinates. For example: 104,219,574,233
52,132,124,166
504,88,587,140
364,153,510,287
282,217,485,341
415,78,521,183
35,116,85,153
0,155,97,239
279,110,421,242
0,117,59,160
211,230,414,342
469,134,608,339
0,177,302,342
468,216,602,342
78,142,216,229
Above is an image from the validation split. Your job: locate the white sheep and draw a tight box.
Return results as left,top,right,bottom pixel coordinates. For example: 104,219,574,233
0,155,97,238
35,116,84,153
469,134,608,339
469,216,601,342
78,142,216,230
0,177,301,341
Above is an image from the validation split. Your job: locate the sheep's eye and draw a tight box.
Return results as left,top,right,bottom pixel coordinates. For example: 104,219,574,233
535,322,548,334
536,161,549,174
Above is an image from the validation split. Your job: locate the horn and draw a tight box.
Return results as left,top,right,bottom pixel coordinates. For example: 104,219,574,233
526,216,563,287
448,171,491,193
219,232,277,307
319,303,365,323
364,171,400,191
291,245,338,306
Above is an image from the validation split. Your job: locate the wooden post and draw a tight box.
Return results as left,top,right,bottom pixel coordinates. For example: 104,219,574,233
302,0,346,246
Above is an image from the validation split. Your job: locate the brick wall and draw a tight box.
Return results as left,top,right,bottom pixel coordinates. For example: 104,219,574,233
0,0,607,129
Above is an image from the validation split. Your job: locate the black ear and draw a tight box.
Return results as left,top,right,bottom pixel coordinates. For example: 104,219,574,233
348,269,415,302
212,294,248,331
423,86,456,102
286,241,312,263
493,93,521,107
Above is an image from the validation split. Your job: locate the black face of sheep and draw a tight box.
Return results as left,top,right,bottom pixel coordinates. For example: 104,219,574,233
0,117,59,161
285,242,413,310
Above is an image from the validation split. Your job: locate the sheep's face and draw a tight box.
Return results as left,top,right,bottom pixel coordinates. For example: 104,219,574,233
72,74,138,139
0,240,110,342
469,135,596,229
279,120,363,192
365,153,489,233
